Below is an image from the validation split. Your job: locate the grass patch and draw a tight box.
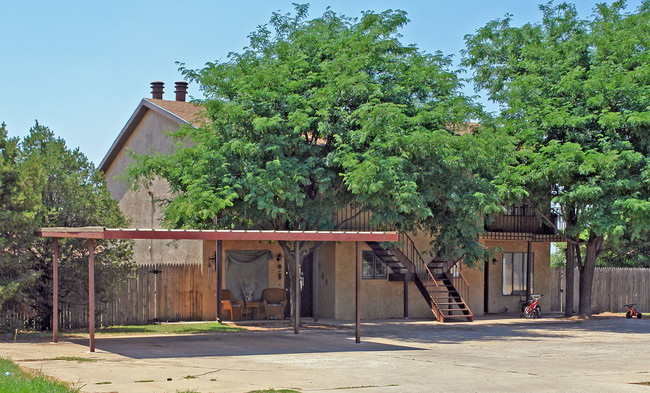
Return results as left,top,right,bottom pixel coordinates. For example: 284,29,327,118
247,390,301,393
5,322,245,341
95,381,112,385
184,375,198,379
135,379,155,383
52,356,97,363
88,322,244,335
0,357,80,392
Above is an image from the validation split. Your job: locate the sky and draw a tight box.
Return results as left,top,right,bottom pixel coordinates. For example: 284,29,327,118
0,0,644,166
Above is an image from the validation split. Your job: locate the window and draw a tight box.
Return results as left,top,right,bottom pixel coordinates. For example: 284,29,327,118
502,252,534,295
362,251,386,279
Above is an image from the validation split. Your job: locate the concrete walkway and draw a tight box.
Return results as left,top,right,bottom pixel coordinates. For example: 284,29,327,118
1,315,649,392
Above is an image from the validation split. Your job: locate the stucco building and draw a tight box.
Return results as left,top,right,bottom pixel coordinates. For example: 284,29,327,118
99,82,562,322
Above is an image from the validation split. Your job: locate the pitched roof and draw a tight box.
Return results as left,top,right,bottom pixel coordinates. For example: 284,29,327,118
98,99,205,173
146,99,205,125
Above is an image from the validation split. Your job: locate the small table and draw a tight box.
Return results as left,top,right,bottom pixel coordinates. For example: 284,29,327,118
243,301,261,320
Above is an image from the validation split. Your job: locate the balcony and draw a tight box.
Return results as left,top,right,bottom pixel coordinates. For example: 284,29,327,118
484,206,564,241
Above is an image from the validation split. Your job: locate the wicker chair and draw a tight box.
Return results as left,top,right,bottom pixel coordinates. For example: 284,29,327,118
262,288,287,320
221,289,244,321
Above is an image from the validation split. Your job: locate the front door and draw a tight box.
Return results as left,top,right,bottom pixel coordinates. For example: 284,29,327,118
283,252,313,318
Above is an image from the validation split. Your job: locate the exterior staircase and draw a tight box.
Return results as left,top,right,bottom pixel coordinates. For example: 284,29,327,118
337,206,473,322
367,233,473,322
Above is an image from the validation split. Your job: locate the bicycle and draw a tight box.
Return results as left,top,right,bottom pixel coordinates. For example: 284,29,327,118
524,294,543,319
624,303,643,319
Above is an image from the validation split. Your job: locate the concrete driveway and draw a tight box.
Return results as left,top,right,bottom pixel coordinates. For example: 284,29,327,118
1,315,649,393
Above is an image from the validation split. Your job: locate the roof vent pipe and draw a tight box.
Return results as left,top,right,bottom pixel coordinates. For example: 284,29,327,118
151,81,164,99
175,81,188,102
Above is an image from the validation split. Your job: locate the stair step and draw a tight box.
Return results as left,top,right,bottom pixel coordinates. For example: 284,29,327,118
367,240,473,324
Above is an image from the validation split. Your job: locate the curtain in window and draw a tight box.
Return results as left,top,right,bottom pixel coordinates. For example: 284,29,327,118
225,250,271,302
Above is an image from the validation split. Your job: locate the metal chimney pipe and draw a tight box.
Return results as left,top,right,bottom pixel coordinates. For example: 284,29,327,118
175,81,188,102
151,81,164,99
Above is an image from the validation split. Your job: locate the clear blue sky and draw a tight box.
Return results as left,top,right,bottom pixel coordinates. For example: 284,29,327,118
0,1,643,166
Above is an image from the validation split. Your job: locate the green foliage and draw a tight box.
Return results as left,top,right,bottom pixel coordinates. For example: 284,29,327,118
550,244,566,268
463,1,650,236
0,357,80,393
599,234,650,267
0,123,41,329
127,5,500,265
0,122,134,330
463,1,650,313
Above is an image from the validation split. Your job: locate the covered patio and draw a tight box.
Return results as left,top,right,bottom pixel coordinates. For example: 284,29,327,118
36,227,398,351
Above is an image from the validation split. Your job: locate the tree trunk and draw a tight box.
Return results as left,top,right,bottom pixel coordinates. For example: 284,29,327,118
280,241,298,326
564,241,575,317
578,232,603,315
280,240,321,328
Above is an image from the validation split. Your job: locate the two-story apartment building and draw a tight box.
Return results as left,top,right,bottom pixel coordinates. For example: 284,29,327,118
99,82,563,322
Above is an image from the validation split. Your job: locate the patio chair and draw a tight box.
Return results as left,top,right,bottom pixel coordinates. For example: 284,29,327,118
221,289,244,321
262,288,287,320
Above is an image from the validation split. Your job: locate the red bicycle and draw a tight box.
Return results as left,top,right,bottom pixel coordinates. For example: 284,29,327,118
624,303,643,319
524,294,543,319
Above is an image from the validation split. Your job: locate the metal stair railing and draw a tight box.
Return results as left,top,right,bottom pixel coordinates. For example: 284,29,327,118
448,264,471,312
335,206,465,321
396,232,446,321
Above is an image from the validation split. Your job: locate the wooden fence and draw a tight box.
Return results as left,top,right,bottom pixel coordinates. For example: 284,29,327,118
57,263,204,328
550,267,650,313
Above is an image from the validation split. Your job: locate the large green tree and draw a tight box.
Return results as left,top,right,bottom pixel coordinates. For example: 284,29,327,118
0,123,41,327
0,122,134,330
127,6,500,323
463,1,650,315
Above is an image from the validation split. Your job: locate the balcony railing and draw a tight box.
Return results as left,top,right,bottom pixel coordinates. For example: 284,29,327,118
484,208,565,241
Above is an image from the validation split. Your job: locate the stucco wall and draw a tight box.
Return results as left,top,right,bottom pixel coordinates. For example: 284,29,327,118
333,242,433,321
103,109,202,266
104,110,180,201
482,240,551,315
328,233,552,320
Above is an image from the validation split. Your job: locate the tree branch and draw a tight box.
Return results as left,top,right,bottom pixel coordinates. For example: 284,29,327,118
575,243,583,271
537,209,581,245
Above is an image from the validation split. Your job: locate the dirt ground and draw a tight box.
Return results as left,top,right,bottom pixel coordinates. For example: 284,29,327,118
1,314,649,393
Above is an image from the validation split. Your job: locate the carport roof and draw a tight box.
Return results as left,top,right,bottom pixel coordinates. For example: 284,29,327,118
39,226,389,351
36,227,399,242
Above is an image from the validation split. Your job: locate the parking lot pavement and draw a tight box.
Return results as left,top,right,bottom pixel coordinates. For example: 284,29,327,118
1,316,649,393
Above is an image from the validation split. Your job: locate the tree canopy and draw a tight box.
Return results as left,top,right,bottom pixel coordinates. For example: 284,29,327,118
463,1,650,314
0,122,134,330
128,5,501,261
126,5,503,323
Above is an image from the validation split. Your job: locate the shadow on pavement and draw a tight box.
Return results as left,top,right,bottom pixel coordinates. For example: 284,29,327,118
357,316,650,345
70,328,424,359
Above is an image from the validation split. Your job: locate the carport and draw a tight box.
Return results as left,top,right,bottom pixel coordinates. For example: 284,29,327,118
36,227,398,351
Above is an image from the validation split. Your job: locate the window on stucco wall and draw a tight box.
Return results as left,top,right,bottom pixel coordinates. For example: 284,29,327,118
362,251,387,279
502,252,534,295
